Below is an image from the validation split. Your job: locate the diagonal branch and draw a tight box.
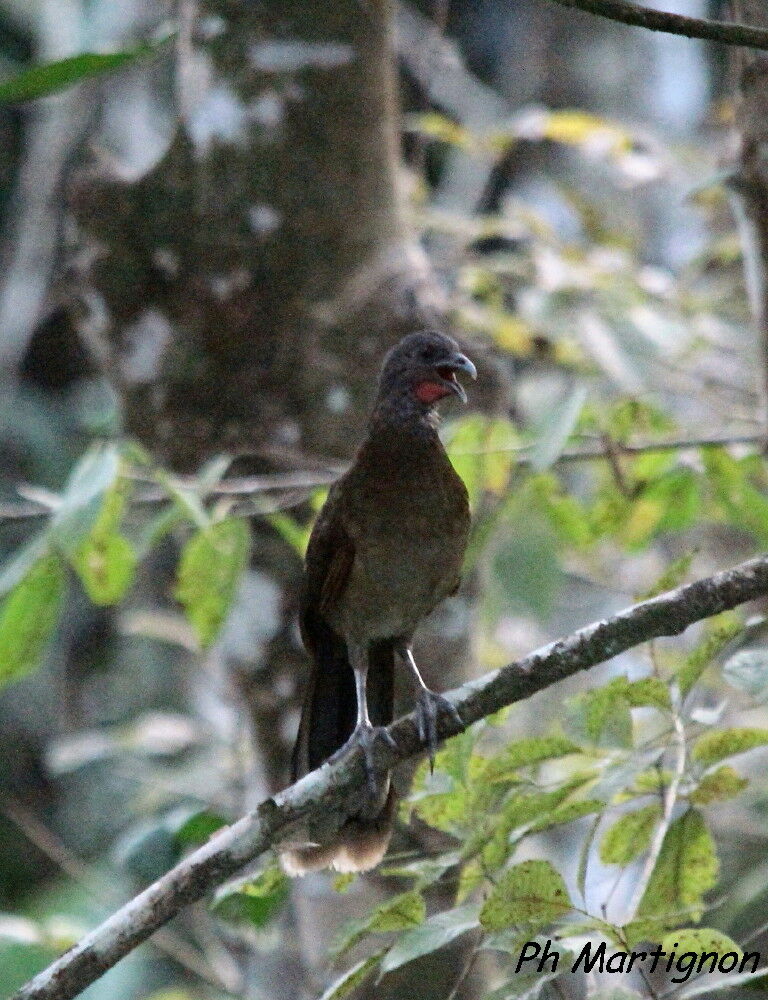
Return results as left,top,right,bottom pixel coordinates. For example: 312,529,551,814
543,0,768,51
13,552,768,1000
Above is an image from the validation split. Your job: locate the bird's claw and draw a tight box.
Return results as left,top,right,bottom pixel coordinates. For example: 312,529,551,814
331,723,395,798
416,689,463,773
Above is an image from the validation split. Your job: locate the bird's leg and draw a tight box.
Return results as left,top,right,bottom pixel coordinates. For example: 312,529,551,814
330,643,396,798
397,646,463,772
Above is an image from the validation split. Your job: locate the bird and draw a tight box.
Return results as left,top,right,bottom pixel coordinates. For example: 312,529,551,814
281,330,476,875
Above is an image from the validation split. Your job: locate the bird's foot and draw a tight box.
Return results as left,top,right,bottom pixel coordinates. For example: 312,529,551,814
416,689,463,773
330,723,397,798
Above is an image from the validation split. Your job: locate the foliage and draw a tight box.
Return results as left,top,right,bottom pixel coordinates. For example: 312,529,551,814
4,27,768,1000
322,604,768,997
0,34,174,103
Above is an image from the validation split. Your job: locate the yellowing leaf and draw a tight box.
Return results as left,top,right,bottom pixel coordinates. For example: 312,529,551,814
368,891,425,933
485,735,580,777
692,728,768,768
445,415,518,506
406,112,473,149
661,928,742,961
380,905,480,975
690,766,748,805
600,805,660,866
541,110,630,153
72,483,136,605
631,810,718,942
175,518,251,648
494,316,535,354
480,860,572,930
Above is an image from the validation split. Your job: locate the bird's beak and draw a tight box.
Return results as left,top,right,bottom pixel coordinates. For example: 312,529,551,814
436,353,477,404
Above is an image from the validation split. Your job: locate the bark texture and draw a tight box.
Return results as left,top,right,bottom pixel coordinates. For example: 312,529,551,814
729,1,768,429
71,0,443,468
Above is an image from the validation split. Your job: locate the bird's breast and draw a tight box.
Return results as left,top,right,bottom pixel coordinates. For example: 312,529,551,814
330,455,470,642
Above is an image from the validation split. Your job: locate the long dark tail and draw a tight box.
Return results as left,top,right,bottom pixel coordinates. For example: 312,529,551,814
283,624,396,875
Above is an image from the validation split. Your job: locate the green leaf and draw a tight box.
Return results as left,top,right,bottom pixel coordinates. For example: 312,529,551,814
529,474,594,548
0,36,174,103
71,482,136,605
722,648,768,701
480,860,572,930
623,469,700,549
630,809,718,942
677,613,743,696
50,444,121,555
456,858,484,903
529,384,587,472
485,735,580,779
320,952,385,1000
268,512,312,557
379,904,480,975
332,890,426,959
369,890,426,932
577,812,602,902
599,804,660,866
0,533,50,597
0,554,65,688
526,799,603,835
692,728,768,767
661,928,742,960
0,937,58,997
332,873,356,893
690,765,748,805
479,786,587,871
483,959,567,1000
622,677,671,711
568,676,670,747
174,518,251,647
73,532,136,605
490,525,562,620
212,865,289,928
445,415,518,507
173,809,228,847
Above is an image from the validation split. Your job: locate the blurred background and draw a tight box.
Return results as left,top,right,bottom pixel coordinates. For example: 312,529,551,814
1,1,768,998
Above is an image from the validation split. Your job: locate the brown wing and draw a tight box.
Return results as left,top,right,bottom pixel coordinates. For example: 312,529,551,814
299,489,355,650
293,492,357,780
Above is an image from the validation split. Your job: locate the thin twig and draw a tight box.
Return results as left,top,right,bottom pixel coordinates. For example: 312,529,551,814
445,932,482,1000
544,0,768,51
623,691,687,921
0,432,763,523
12,552,768,1000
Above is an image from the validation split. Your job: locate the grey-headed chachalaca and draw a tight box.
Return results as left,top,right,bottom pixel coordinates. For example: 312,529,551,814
282,331,476,875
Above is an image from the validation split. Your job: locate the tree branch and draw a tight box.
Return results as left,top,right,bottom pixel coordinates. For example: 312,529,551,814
544,0,768,51
13,552,768,1000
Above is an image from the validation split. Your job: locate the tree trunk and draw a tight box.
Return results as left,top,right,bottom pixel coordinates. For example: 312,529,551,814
67,2,478,996
729,0,768,431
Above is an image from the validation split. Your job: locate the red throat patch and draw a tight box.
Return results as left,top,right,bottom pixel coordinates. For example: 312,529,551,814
414,380,450,404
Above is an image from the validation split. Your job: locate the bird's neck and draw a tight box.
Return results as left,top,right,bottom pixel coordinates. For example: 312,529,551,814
368,388,441,447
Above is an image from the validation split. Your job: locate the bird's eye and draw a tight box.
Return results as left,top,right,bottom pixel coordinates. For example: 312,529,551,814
420,347,437,362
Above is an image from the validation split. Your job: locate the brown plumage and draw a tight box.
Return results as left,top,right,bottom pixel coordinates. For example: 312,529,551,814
281,331,476,876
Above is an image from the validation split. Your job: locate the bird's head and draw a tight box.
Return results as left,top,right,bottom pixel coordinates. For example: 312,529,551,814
377,331,477,412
